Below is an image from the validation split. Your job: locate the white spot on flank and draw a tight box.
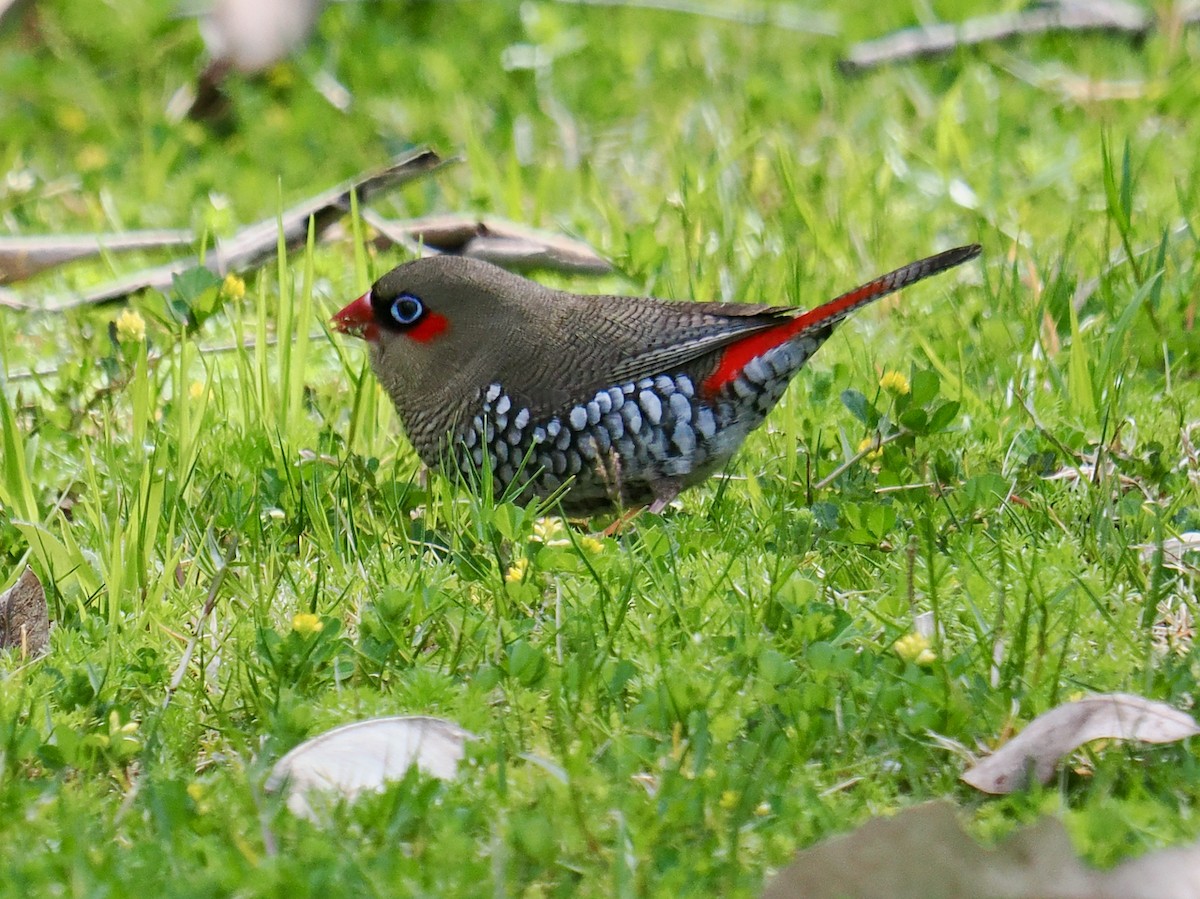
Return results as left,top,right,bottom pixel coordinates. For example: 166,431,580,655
639,390,662,425
742,357,769,384
671,421,696,455
514,408,530,430
622,402,642,434
495,394,511,415
569,406,588,430
668,393,691,423
485,383,502,403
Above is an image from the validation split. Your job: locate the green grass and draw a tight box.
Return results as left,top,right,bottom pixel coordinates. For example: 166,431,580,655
2,0,1200,895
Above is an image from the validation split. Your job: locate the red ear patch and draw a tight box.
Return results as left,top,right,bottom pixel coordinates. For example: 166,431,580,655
406,310,449,343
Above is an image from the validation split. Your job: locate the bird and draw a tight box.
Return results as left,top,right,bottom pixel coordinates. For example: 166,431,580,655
332,244,981,516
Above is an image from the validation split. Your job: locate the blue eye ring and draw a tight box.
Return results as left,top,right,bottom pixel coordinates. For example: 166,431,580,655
389,293,424,326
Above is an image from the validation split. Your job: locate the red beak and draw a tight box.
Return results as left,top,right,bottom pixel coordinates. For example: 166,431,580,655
332,291,378,341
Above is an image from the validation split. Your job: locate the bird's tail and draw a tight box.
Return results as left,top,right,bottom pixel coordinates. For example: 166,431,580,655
789,244,982,336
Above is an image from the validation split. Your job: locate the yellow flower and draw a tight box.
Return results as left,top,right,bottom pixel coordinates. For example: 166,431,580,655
187,782,205,803
75,144,108,172
291,612,323,636
115,309,146,343
55,106,87,134
221,273,246,300
879,371,910,395
505,557,530,583
266,64,296,89
532,517,570,546
719,790,739,810
189,381,205,399
578,535,605,554
893,632,935,665
857,436,883,461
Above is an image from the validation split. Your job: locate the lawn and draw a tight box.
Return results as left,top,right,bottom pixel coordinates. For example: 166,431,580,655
2,0,1199,895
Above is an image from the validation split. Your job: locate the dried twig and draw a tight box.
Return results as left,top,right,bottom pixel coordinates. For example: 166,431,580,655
4,331,316,383
812,428,908,491
1072,219,1190,311
163,533,239,711
17,148,451,312
0,230,194,285
839,0,1188,74
553,0,837,35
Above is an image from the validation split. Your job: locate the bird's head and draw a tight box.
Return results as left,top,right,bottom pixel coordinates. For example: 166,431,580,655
331,257,462,346
332,255,572,435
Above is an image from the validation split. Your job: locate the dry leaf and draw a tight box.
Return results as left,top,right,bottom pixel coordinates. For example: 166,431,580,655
962,693,1198,794
764,801,1200,899
362,210,612,275
0,567,49,658
265,715,474,820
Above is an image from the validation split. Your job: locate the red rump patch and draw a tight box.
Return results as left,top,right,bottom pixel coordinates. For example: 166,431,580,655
700,320,803,396
699,279,892,396
407,310,449,343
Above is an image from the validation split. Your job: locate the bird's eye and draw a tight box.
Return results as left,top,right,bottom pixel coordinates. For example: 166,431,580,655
389,293,424,326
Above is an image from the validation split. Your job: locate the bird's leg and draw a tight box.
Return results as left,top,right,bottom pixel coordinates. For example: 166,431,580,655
599,506,643,537
597,478,681,536
646,477,682,515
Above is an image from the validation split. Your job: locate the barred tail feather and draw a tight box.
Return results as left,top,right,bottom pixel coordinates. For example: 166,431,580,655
789,244,982,336
700,244,980,396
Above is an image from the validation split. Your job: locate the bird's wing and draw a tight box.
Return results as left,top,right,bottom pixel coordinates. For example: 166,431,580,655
600,301,795,387
508,244,981,415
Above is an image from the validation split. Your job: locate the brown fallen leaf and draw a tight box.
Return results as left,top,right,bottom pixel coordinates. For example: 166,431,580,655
763,801,1200,899
0,566,50,659
20,148,450,311
961,693,1198,794
362,210,612,275
0,230,194,285
265,716,475,820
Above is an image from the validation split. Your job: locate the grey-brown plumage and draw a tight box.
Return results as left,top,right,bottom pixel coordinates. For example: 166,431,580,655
333,245,980,515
